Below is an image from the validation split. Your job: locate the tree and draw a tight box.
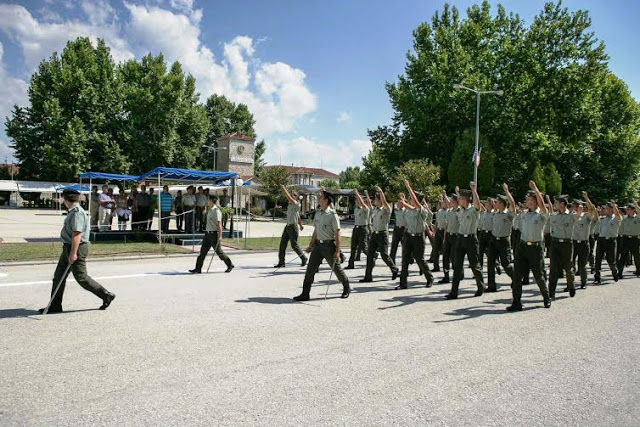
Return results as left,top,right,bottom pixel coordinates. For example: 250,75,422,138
338,166,361,187
259,166,291,206
447,129,496,195
118,54,209,174
530,161,546,194
318,179,339,189
6,38,128,181
254,139,266,176
544,163,562,196
365,1,640,200
390,159,444,203
199,94,256,169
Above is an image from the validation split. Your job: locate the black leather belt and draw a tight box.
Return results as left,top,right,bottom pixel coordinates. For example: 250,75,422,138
461,234,475,238
624,235,640,238
407,232,423,237
552,237,570,243
572,240,587,244
521,241,542,246
318,240,335,244
598,237,616,240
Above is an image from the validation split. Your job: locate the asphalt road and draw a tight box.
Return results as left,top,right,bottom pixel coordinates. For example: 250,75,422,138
1,250,639,426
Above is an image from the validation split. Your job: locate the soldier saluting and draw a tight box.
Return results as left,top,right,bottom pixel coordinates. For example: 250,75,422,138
615,201,640,280
274,184,307,268
39,189,115,314
570,192,598,289
594,200,622,284
346,189,369,269
546,194,576,300
395,179,434,289
445,182,484,299
486,184,516,292
507,180,551,312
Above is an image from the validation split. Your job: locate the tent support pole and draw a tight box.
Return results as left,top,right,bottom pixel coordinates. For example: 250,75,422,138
230,180,235,239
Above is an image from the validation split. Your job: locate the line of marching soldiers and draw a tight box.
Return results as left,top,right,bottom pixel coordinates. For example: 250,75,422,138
288,179,640,312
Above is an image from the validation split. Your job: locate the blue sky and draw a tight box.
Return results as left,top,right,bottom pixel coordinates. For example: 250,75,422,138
0,0,638,173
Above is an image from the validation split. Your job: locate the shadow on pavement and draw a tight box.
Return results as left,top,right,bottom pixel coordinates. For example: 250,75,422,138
0,308,41,319
433,305,538,323
235,297,293,305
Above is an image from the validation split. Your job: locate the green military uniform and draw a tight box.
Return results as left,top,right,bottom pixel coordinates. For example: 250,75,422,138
194,206,233,272
594,215,621,283
297,206,350,298
588,216,598,270
47,203,113,312
390,207,406,264
448,205,484,298
487,204,515,291
277,201,307,266
362,206,398,281
616,210,640,278
441,207,460,282
572,210,593,288
398,207,434,288
429,208,447,271
347,206,370,267
509,209,551,310
548,208,576,298
511,211,522,253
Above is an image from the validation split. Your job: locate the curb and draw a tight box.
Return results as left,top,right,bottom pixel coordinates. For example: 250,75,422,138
0,246,276,267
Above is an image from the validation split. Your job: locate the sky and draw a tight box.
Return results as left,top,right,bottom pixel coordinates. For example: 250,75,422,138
0,0,638,174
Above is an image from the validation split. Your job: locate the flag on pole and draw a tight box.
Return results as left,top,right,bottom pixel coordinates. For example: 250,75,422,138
472,147,482,167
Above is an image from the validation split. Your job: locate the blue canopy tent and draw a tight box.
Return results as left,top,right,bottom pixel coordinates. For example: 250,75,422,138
78,172,141,221
57,184,91,192
137,167,239,244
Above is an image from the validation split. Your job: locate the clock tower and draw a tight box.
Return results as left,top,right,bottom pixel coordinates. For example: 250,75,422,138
216,133,255,176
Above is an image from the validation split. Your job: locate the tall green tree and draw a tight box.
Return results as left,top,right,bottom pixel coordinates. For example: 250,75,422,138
259,166,291,206
254,139,266,176
447,129,496,195
6,38,128,181
200,94,256,169
365,1,640,200
338,166,361,187
390,159,444,203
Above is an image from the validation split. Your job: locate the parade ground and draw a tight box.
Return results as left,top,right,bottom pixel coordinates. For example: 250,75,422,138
1,250,639,426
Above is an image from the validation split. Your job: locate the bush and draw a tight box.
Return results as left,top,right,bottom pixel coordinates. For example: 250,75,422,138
220,206,234,222
250,207,264,217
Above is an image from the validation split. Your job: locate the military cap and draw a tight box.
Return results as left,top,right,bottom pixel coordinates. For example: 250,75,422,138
496,194,509,205
571,199,585,206
526,190,537,199
450,194,459,201
62,188,81,197
626,203,636,209
555,195,569,204
605,202,614,208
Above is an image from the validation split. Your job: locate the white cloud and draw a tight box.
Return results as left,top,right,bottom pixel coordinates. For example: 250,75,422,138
125,3,317,135
0,42,29,161
337,111,351,123
266,137,371,173
0,3,134,68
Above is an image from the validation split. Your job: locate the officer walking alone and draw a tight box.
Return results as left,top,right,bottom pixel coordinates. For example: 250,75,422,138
39,189,115,314
189,196,234,274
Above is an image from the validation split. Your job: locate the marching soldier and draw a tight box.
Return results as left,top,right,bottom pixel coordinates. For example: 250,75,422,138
616,201,640,279
39,189,115,314
439,192,460,284
395,180,434,289
547,195,576,299
594,201,622,284
429,200,447,272
274,185,307,268
477,199,493,269
507,180,551,312
360,186,399,283
389,194,407,265
346,189,369,269
189,196,234,274
293,190,351,301
445,182,484,299
570,192,598,289
486,184,516,292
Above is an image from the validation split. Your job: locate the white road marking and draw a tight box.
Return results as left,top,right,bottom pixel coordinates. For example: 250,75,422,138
0,272,166,288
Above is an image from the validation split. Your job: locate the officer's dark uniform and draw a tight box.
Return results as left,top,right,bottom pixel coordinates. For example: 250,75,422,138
389,207,406,265
594,210,621,284
548,198,576,299
361,205,398,282
347,205,369,268
294,205,350,300
276,200,307,267
41,191,114,313
616,206,640,279
192,204,233,273
429,208,447,271
447,197,484,299
397,206,434,289
508,201,551,311
571,203,594,289
486,196,514,292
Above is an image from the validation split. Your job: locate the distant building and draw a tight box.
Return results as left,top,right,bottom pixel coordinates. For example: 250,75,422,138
263,165,339,187
216,133,255,177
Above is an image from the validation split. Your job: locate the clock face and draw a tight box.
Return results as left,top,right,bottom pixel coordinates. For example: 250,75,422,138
236,145,245,155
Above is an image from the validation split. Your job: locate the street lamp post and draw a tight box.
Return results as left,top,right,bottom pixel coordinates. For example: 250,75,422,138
453,84,503,186
207,145,228,171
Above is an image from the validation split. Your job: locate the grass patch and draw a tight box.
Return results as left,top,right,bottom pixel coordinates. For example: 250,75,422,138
223,236,352,251
1,242,192,263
